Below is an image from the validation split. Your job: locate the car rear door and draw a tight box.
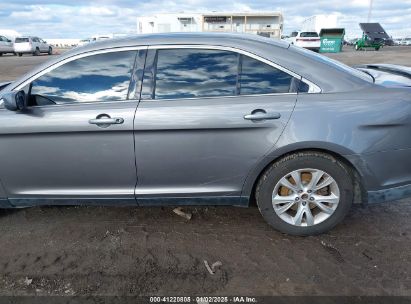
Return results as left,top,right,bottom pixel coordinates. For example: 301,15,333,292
0,48,145,206
133,46,301,205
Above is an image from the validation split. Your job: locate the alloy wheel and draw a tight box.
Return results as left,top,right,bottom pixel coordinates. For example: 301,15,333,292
272,168,340,227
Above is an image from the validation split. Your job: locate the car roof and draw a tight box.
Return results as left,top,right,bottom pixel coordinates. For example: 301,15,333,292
69,32,290,54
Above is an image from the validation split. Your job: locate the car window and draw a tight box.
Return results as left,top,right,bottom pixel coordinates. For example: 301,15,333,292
239,55,293,94
30,51,137,105
153,49,238,99
300,32,319,37
290,32,298,37
15,38,29,43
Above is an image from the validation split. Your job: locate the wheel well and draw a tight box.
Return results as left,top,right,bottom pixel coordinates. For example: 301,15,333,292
249,148,366,206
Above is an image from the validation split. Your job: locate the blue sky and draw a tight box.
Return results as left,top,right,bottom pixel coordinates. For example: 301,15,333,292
0,0,410,38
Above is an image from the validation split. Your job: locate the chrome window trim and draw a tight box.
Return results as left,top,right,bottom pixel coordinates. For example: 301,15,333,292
13,44,322,94
142,92,298,103
148,44,322,94
301,78,322,93
13,46,148,91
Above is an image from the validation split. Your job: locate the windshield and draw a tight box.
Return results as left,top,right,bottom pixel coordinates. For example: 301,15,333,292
300,32,319,37
15,38,29,43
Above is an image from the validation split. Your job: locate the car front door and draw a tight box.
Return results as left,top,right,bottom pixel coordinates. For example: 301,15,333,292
0,48,144,206
39,39,48,52
133,46,301,205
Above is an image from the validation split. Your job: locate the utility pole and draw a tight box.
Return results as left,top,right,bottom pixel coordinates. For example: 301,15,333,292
367,0,374,22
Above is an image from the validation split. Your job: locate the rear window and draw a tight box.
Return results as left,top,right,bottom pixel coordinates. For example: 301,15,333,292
15,38,29,43
300,32,319,38
239,55,293,94
154,49,238,99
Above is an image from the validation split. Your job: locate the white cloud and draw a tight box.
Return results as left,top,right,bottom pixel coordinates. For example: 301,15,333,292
10,5,54,21
79,6,116,16
0,1,410,38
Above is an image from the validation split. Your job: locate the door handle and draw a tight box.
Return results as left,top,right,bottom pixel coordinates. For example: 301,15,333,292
89,114,124,127
89,118,124,125
244,110,281,121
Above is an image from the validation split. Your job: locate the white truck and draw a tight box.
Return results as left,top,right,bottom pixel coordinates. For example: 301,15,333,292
14,36,52,56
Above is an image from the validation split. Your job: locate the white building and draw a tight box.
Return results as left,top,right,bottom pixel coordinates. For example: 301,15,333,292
301,15,338,33
137,12,284,38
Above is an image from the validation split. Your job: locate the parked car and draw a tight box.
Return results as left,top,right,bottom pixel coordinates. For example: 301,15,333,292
0,35,15,56
393,38,403,46
14,36,52,56
285,31,321,51
355,64,411,87
0,33,410,236
400,38,411,46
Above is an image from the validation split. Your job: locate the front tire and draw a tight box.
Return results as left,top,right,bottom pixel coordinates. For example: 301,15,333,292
48,47,52,55
18,53,23,57
255,151,353,236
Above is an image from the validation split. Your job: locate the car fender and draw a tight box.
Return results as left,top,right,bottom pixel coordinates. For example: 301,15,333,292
240,140,361,200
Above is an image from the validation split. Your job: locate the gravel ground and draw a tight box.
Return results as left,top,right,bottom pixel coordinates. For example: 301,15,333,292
0,45,410,297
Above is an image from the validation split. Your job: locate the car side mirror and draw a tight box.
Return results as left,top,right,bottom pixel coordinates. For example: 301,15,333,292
2,90,27,111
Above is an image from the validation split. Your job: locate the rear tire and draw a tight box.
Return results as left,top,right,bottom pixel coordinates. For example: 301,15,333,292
48,47,52,55
0,53,2,56
255,151,353,236
33,48,40,56
18,53,23,57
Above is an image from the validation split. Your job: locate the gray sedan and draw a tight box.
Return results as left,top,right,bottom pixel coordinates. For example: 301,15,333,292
0,33,410,235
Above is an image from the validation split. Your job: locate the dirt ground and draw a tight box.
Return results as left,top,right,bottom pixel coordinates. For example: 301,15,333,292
0,45,410,297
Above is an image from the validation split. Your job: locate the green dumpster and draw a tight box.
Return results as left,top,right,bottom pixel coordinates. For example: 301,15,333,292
319,28,345,53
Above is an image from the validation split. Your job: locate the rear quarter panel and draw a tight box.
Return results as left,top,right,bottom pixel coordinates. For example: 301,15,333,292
242,86,411,196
